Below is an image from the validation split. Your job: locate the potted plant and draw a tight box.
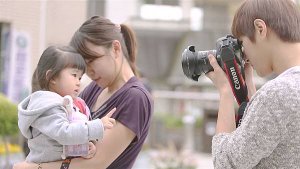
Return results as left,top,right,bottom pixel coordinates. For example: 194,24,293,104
0,93,18,169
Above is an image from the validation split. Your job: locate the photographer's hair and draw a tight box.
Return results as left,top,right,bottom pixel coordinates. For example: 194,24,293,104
70,16,138,75
31,45,86,91
232,0,300,42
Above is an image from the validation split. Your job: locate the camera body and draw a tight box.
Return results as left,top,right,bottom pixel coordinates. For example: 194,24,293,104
181,34,244,82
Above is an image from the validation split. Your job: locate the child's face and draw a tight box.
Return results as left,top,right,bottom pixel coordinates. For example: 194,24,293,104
49,67,83,99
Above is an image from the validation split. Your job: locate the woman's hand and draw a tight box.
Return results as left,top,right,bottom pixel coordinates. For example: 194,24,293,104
82,141,97,159
13,161,34,169
13,161,61,169
100,108,116,130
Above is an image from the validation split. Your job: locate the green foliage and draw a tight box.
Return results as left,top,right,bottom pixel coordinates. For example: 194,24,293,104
154,113,204,129
155,113,184,129
0,93,18,136
164,116,183,129
195,117,203,128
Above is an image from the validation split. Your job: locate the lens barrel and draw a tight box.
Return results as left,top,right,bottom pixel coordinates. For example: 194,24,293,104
181,45,216,81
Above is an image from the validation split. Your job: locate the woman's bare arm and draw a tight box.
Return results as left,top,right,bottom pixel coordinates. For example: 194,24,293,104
13,121,135,169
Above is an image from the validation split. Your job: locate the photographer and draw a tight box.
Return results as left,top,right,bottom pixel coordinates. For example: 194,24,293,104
206,0,300,168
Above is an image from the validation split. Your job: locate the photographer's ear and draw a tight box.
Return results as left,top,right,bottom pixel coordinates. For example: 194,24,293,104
253,19,267,39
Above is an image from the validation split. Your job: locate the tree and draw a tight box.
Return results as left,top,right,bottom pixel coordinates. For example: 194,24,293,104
0,93,18,169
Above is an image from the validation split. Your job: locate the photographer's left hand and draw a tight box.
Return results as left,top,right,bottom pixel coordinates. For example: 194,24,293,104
206,54,232,94
206,54,236,133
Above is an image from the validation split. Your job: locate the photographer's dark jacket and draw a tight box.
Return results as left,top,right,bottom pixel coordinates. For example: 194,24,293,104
212,66,300,169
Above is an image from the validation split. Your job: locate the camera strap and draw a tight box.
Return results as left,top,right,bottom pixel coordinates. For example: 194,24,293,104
221,47,249,127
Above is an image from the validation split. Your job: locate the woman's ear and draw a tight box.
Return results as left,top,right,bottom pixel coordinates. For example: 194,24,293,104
112,40,121,58
253,19,267,38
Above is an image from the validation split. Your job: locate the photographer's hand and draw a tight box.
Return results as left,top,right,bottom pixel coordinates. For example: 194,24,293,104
206,55,231,93
206,54,236,133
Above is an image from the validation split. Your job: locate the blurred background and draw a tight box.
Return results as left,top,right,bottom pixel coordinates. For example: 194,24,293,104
1,0,300,169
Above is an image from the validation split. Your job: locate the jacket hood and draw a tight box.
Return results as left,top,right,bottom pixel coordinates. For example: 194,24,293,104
18,91,64,139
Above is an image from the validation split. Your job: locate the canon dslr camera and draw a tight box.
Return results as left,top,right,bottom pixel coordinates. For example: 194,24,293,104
181,34,245,81
181,35,249,127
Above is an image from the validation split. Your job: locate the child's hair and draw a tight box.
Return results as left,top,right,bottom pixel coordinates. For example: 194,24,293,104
32,45,86,92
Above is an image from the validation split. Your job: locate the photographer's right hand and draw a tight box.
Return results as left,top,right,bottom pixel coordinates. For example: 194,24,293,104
101,108,116,130
206,54,232,94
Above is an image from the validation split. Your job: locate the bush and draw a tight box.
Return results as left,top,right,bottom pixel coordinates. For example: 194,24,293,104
154,113,203,129
155,113,184,129
0,93,18,137
0,143,22,154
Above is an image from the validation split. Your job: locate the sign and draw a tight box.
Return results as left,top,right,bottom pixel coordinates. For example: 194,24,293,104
6,30,31,103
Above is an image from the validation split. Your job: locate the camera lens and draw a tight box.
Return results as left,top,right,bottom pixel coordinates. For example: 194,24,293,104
181,46,216,81
197,50,216,74
182,46,197,80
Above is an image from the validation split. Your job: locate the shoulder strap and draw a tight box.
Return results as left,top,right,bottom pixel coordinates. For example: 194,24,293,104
220,45,249,127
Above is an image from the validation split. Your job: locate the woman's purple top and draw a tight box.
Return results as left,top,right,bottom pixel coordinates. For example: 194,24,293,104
79,77,153,169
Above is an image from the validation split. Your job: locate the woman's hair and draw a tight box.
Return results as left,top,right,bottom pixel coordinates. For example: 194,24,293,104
70,16,138,75
32,45,85,92
232,0,300,42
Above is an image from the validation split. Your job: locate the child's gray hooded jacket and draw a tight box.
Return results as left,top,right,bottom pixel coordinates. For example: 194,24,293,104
18,91,103,163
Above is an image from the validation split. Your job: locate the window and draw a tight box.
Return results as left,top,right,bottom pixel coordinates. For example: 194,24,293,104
139,0,203,30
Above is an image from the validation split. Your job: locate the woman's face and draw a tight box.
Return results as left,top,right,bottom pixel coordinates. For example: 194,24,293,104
84,41,119,88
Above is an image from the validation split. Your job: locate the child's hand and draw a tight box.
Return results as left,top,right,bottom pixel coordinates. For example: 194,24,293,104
100,108,116,130
82,142,97,159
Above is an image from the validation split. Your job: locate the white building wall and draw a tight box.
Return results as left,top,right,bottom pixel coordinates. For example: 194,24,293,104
46,1,87,47
0,0,88,81
0,0,42,74
105,0,139,24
